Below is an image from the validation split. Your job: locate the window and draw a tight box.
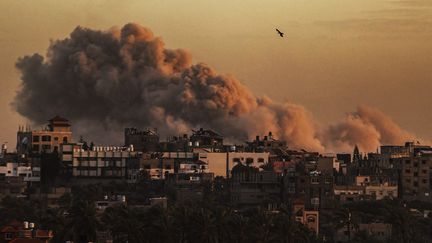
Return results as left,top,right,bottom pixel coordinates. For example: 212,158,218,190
414,172,418,177
165,165,171,170
233,158,241,163
42,145,51,151
54,137,59,141
5,232,13,240
405,160,411,165
405,169,411,174
423,179,428,184
32,144,40,152
422,169,428,174
33,136,40,142
258,158,265,163
414,182,419,187
422,160,427,165
63,137,68,143
41,135,51,142
245,158,254,164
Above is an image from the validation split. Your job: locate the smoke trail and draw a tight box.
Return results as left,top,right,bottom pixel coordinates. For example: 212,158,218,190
13,23,419,152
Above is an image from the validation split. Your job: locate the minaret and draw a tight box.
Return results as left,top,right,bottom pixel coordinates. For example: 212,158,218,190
353,145,361,163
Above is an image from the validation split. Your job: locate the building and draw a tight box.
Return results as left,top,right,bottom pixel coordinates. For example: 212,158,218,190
0,176,27,199
124,128,159,152
334,185,367,203
0,221,53,243
230,165,280,209
198,151,269,178
334,222,392,242
397,151,432,201
95,195,127,212
165,172,214,202
292,200,319,235
337,153,351,164
365,183,398,200
246,132,287,153
190,128,223,148
16,116,72,155
295,173,334,209
60,144,140,182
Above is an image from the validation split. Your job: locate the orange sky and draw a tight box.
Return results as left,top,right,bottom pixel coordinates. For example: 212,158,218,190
1,0,431,150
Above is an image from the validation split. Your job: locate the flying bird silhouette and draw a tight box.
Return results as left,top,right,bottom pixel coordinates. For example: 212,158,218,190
276,28,284,37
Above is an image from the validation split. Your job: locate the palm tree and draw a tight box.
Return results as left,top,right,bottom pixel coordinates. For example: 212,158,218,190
65,199,99,242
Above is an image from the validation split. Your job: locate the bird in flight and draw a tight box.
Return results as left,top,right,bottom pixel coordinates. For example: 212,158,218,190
276,28,284,37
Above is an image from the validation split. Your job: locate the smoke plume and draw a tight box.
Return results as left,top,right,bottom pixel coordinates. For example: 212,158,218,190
324,105,416,152
13,23,419,152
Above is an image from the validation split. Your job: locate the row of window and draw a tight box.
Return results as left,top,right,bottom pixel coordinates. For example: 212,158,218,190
404,169,428,175
32,144,56,151
33,135,68,143
232,158,266,163
405,179,428,186
405,160,428,165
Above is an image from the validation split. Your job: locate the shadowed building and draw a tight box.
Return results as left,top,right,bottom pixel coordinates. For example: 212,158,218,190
124,128,160,152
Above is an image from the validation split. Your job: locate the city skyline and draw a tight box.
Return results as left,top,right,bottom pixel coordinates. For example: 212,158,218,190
1,0,431,153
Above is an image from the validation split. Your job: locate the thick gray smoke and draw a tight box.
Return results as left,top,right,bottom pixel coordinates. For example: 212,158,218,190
13,23,419,152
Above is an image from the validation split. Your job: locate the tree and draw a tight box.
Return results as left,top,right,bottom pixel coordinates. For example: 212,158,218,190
64,198,99,242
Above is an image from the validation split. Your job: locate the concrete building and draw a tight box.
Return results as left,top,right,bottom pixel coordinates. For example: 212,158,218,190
198,151,269,178
124,127,159,152
60,144,140,182
365,184,398,200
166,172,214,202
16,116,72,155
295,173,334,209
190,128,223,148
334,185,367,203
293,200,319,235
230,166,280,209
246,132,287,153
334,222,392,242
398,151,432,200
0,163,40,183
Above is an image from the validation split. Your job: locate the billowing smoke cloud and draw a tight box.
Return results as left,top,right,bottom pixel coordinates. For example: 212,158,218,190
13,23,419,152
13,23,324,151
324,105,416,152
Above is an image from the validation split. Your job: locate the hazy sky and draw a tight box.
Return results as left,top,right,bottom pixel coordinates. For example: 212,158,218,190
1,0,431,148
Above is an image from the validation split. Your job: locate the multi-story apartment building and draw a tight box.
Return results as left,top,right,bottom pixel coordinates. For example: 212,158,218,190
397,151,432,200
60,144,140,182
17,116,72,155
231,167,280,209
